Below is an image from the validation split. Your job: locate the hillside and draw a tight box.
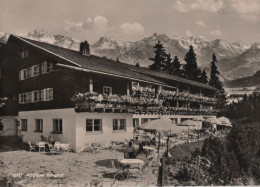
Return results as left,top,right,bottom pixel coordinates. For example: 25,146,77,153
225,71,260,88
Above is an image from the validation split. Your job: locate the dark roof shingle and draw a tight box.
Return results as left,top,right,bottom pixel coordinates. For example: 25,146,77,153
13,35,217,91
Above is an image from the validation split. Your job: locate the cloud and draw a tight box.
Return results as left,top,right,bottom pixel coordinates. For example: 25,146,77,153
120,22,144,35
174,0,224,13
65,15,108,33
93,16,108,28
174,1,190,13
231,0,260,21
196,20,207,28
186,30,193,37
210,29,222,36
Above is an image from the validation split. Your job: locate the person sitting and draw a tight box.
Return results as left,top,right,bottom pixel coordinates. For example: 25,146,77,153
48,135,55,148
124,141,136,159
150,136,156,146
137,143,145,155
40,135,48,142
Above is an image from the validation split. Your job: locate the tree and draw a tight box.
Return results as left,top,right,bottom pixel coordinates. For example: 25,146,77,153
209,53,227,109
149,41,167,71
209,53,221,89
171,56,182,76
135,63,140,67
165,53,173,74
183,45,200,81
199,69,209,84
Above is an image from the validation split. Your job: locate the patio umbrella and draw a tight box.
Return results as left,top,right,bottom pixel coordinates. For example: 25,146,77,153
217,117,232,127
139,117,181,157
140,118,181,134
203,117,221,124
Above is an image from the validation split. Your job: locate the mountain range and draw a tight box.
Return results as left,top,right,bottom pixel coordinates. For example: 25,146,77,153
1,29,260,82
225,70,260,88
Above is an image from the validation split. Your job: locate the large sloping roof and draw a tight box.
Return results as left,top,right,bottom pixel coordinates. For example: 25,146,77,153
10,35,217,91
112,61,217,91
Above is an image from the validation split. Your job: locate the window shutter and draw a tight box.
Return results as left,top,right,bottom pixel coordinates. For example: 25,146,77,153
40,90,44,101
18,94,22,103
19,70,24,80
49,88,53,100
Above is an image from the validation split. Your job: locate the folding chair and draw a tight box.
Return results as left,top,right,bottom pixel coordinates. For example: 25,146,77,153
29,141,36,152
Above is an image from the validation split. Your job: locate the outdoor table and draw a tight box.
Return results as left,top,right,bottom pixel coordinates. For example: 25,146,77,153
143,146,156,151
119,159,144,169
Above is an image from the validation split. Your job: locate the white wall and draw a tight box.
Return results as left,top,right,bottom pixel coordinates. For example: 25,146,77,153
75,112,133,152
0,116,17,136
18,108,76,150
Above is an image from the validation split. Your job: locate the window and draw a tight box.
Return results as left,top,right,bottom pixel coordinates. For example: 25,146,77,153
86,119,102,132
103,86,112,95
18,93,26,104
32,91,41,102
21,50,28,59
35,119,43,132
53,119,62,133
141,118,148,124
41,61,53,74
133,118,139,128
24,69,29,79
113,119,126,131
32,65,40,77
44,88,53,101
21,119,27,131
25,92,32,103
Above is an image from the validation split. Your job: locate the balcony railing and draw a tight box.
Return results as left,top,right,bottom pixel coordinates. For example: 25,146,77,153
131,85,217,104
71,92,217,115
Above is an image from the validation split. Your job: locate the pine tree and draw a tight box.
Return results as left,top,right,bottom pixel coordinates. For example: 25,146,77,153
209,53,227,109
199,69,209,84
209,53,221,89
172,56,182,76
149,41,167,71
135,63,140,67
165,53,173,74
183,45,200,81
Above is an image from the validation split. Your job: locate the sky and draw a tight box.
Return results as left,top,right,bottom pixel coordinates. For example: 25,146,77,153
0,0,260,44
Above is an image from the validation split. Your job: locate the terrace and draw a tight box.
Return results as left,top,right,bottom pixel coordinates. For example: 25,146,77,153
72,84,218,116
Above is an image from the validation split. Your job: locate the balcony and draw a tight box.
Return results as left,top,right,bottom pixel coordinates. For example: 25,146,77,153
71,92,217,115
132,85,217,104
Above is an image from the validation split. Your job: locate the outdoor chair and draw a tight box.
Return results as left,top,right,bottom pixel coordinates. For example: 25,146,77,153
111,160,125,181
83,143,93,152
29,141,36,152
91,143,101,153
38,142,46,152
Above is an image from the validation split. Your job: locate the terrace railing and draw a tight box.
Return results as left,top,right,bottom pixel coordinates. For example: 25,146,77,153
71,92,217,115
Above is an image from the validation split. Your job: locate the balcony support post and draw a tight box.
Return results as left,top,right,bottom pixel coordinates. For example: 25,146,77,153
127,82,130,97
89,76,93,93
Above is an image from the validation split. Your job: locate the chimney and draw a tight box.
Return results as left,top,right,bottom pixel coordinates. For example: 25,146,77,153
80,41,90,56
